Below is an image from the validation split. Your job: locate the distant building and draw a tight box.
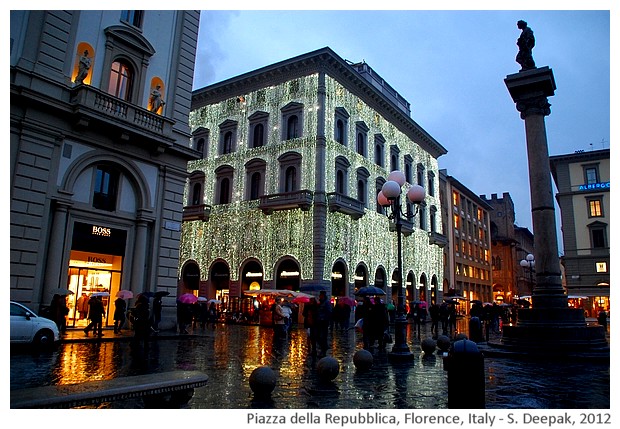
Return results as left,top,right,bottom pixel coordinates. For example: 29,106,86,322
550,149,610,316
180,47,448,314
439,170,493,311
10,11,201,328
480,192,534,304
514,226,535,298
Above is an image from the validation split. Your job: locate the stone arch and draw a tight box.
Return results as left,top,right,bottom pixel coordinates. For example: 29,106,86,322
60,151,151,210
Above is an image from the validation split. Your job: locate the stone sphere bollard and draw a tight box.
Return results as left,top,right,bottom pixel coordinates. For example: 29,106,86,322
421,338,437,354
437,335,451,352
249,366,277,397
317,356,340,381
353,349,373,370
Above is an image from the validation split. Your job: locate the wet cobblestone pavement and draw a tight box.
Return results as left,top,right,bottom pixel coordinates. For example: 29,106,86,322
10,321,609,409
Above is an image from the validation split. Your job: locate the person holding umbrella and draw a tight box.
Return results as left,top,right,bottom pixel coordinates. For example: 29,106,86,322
113,296,126,334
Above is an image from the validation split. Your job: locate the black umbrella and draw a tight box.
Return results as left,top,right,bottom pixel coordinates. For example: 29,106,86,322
354,286,386,296
140,291,156,298
154,291,170,297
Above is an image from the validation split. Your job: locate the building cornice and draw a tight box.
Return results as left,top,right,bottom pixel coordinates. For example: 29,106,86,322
192,47,448,159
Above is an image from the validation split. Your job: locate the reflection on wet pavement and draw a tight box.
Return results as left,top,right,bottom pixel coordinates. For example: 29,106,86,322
10,323,609,409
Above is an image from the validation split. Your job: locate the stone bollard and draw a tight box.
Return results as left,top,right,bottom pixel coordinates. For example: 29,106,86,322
317,356,340,381
249,366,277,397
444,339,485,409
421,338,437,355
437,335,451,354
353,349,373,370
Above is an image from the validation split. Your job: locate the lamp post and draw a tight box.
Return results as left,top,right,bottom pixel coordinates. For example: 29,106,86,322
519,253,535,295
377,170,425,361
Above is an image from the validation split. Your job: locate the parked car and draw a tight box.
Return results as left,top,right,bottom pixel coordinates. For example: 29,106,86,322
10,301,60,348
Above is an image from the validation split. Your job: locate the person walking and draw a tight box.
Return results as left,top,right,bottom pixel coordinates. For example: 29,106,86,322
302,297,319,356
131,294,150,347
429,303,440,338
207,302,218,327
272,298,287,338
84,295,105,337
152,295,163,332
76,292,89,320
412,303,423,339
439,301,449,335
113,296,126,334
316,291,333,357
49,294,69,334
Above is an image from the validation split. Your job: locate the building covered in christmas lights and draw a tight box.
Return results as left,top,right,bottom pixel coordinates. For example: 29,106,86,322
180,47,448,315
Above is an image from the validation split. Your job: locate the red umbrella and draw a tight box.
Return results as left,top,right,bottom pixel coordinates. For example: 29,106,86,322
292,296,311,304
178,293,198,304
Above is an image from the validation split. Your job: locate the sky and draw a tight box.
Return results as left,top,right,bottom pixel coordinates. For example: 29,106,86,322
193,5,613,255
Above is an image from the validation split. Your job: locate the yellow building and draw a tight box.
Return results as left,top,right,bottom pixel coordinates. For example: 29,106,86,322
550,149,610,316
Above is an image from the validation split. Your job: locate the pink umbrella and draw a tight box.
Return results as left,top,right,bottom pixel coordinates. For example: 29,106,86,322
337,296,357,306
178,293,198,304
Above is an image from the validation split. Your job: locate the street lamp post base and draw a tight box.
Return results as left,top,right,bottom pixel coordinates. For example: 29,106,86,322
388,348,415,362
388,317,415,362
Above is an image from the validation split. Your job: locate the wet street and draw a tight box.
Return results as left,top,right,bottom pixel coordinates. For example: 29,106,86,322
10,321,609,409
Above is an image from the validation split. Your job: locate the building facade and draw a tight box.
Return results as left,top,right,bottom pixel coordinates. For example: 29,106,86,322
439,170,493,311
10,10,201,328
550,149,610,316
180,48,447,315
480,192,534,304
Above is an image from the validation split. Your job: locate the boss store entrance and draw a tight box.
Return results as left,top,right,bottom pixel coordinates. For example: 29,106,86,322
66,222,127,328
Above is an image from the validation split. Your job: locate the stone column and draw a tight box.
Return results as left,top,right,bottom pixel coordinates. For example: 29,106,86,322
499,67,608,353
506,67,566,309
311,70,329,291
130,217,149,295
43,200,72,296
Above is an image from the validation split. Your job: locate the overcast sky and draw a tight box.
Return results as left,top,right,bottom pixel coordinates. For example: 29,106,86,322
193,6,612,254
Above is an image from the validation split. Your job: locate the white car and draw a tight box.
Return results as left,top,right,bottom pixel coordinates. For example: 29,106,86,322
10,301,60,348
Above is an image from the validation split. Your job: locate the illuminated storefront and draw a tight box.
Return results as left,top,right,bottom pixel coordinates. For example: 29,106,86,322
66,222,127,328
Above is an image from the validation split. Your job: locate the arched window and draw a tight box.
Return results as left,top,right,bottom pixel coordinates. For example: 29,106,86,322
215,165,234,204
245,158,266,200
223,131,233,154
335,156,350,196
219,178,230,204
357,133,365,155
219,120,237,155
278,152,302,193
285,166,297,192
253,123,264,148
287,115,299,140
375,145,383,166
192,183,202,206
356,168,370,207
334,108,349,146
250,172,261,200
108,60,133,101
336,120,345,144
336,170,345,194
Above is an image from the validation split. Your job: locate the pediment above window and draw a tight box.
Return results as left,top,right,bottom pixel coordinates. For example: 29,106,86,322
104,25,156,57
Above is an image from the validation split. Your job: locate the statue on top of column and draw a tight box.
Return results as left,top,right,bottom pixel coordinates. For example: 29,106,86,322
516,20,536,71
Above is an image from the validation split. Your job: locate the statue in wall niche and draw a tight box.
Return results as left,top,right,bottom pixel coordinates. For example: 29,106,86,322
150,84,165,113
75,50,91,84
515,20,536,71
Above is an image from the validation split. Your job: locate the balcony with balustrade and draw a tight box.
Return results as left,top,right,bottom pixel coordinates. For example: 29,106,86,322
70,85,176,153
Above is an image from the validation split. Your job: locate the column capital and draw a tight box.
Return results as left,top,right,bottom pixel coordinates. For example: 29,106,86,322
516,96,551,119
